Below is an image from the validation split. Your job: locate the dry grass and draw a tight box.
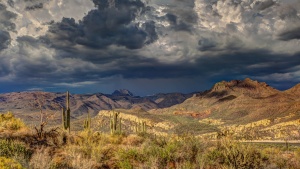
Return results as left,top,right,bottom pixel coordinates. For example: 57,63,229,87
29,147,52,169
1,112,300,169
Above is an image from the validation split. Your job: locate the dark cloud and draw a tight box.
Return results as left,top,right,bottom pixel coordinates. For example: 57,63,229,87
254,0,276,11
1,0,300,95
43,17,82,47
96,49,298,84
195,50,300,78
278,27,300,41
162,0,198,33
0,31,11,50
77,50,300,83
25,3,43,10
142,21,158,44
93,0,144,11
42,0,157,50
0,3,17,32
0,2,17,51
198,38,217,51
165,13,194,32
7,0,14,7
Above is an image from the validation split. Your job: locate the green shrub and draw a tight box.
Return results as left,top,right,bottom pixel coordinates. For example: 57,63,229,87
141,138,179,168
204,139,267,169
0,112,26,130
117,148,146,168
0,156,24,169
0,139,32,159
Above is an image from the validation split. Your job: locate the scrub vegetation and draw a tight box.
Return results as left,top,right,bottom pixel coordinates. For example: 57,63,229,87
0,111,300,169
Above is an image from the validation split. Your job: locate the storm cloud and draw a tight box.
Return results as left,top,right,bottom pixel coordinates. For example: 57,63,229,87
0,31,11,50
0,3,17,50
0,0,300,95
41,0,158,50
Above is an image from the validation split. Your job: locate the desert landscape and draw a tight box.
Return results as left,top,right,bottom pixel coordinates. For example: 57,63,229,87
1,0,300,168
1,78,300,168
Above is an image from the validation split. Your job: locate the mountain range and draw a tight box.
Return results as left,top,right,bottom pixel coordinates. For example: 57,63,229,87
1,78,300,139
96,78,300,139
0,89,192,118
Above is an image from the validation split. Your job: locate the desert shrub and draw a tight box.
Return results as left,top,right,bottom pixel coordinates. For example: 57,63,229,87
121,134,144,146
50,157,73,169
0,139,32,160
109,133,126,144
117,148,145,169
203,147,226,167
0,112,26,130
294,148,300,159
0,139,32,168
143,145,169,168
0,156,24,169
141,137,181,168
62,132,118,168
204,139,268,169
29,147,52,169
174,136,204,163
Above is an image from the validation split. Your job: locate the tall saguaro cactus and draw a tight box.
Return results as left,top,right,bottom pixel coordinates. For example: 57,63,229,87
110,111,121,134
62,91,71,133
84,110,91,131
135,120,147,133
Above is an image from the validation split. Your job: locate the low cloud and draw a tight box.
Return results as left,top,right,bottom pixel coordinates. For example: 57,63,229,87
54,81,98,87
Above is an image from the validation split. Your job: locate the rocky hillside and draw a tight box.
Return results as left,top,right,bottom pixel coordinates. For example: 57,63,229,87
150,78,300,123
106,78,300,139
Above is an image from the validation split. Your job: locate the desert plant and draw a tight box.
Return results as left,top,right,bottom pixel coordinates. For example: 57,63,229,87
0,139,32,166
135,120,147,134
117,148,145,169
62,91,71,133
110,111,121,134
0,112,26,130
84,110,91,131
29,147,52,169
205,138,267,169
0,156,24,169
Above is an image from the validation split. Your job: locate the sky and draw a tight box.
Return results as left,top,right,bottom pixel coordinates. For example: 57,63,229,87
0,0,300,96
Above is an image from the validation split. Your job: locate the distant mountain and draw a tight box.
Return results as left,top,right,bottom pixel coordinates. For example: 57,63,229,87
0,90,193,118
111,89,134,97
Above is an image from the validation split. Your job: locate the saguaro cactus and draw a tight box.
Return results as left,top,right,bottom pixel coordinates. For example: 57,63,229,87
135,120,147,133
84,110,91,131
142,121,146,133
110,111,121,134
62,91,71,133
